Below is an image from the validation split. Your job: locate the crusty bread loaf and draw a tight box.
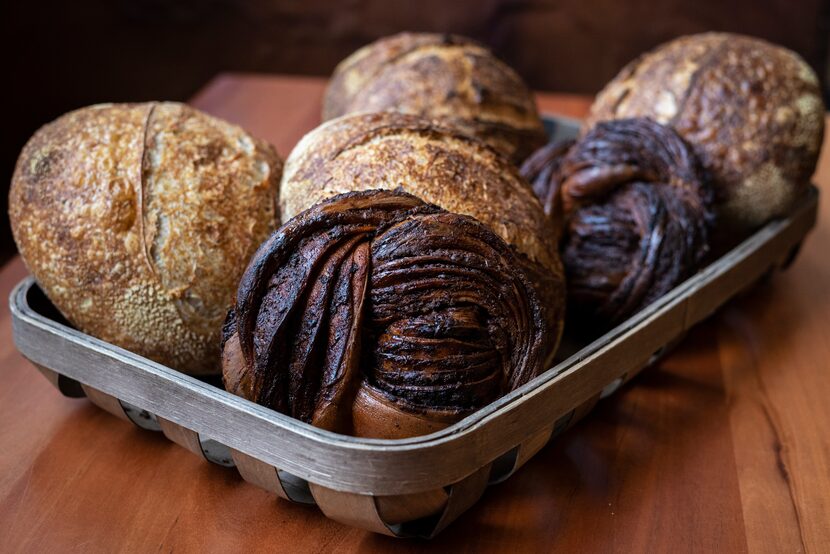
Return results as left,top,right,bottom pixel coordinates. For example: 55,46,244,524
587,33,825,233
10,102,282,374
281,111,559,275
323,32,547,165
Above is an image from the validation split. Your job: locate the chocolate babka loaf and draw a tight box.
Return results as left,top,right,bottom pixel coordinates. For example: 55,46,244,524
522,118,714,328
223,190,558,438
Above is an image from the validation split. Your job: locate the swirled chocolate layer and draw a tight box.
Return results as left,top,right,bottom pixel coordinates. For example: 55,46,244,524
522,118,714,327
222,189,555,438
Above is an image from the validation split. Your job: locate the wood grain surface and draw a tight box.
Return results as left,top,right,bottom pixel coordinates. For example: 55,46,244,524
1,74,828,553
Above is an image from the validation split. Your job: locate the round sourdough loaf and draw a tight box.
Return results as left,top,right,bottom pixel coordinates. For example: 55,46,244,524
323,32,546,165
10,102,282,374
587,33,824,233
281,110,559,276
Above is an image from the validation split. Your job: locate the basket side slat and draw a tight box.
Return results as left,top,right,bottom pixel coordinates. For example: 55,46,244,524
570,393,601,429
157,417,205,457
427,463,492,538
375,489,449,525
80,384,130,422
230,449,290,500
34,362,62,390
513,424,555,473
32,361,85,398
309,483,398,536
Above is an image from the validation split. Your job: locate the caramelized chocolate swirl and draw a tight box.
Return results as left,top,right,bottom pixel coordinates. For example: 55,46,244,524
521,118,714,327
222,189,556,438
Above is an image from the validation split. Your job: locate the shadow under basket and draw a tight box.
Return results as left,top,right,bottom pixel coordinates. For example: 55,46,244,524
8,115,819,538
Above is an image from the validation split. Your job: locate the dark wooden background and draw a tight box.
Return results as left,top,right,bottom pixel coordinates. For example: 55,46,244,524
2,0,829,263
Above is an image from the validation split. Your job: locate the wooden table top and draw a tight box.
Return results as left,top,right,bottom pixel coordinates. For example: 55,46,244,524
1,74,828,553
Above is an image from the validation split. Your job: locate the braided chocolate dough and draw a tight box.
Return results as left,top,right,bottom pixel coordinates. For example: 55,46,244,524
222,190,558,439
522,118,714,327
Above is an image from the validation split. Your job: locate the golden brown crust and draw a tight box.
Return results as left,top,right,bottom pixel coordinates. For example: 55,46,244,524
587,32,825,232
9,102,282,374
281,111,560,276
323,32,547,164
